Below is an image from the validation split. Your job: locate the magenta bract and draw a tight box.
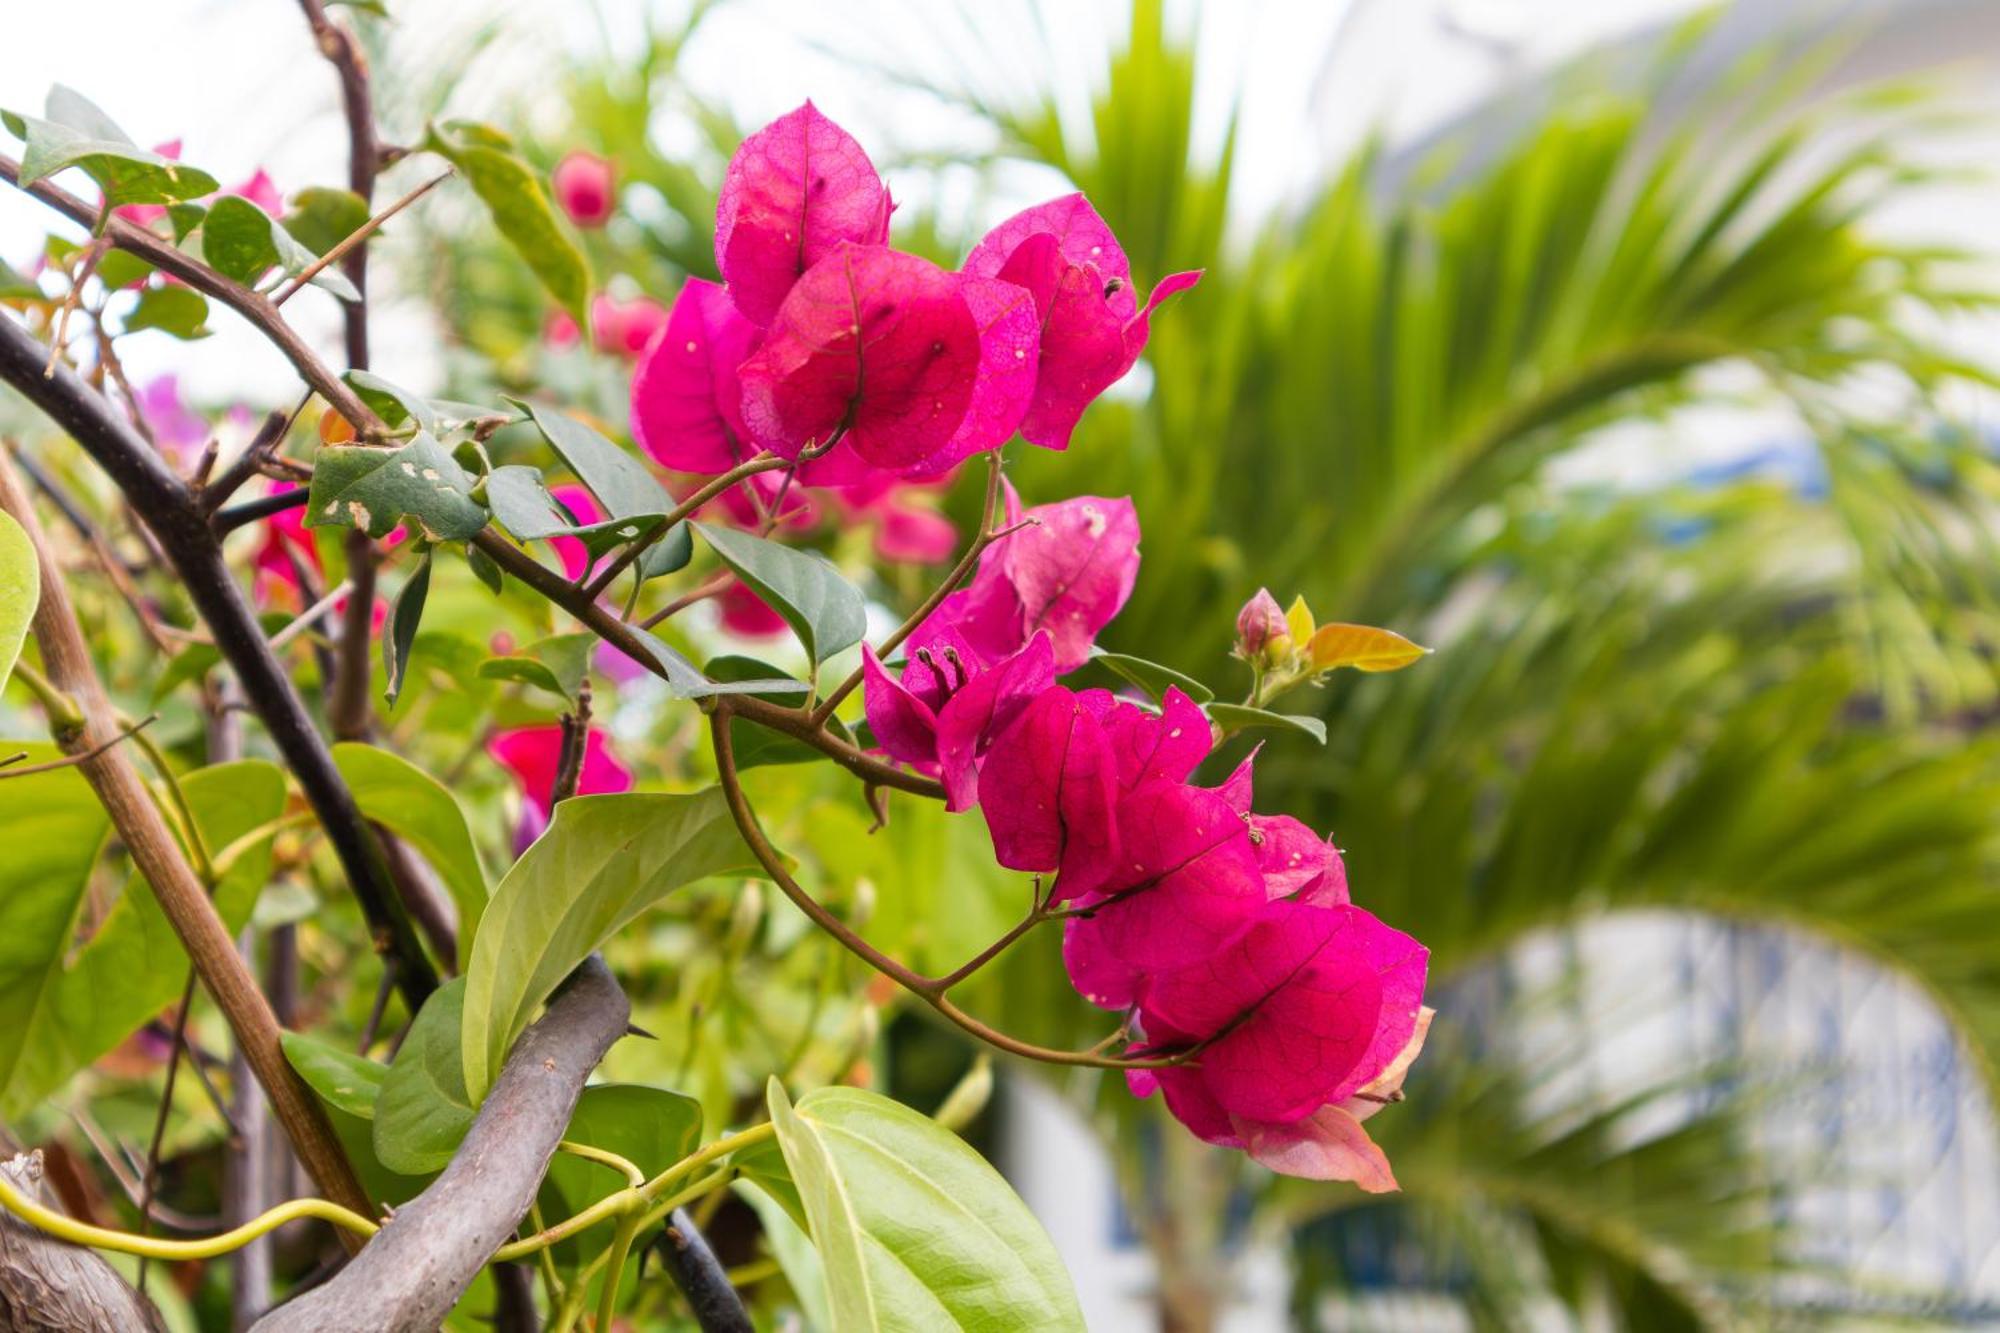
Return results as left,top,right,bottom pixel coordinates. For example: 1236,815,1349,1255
965,193,1201,450
976,684,1121,895
739,245,990,481
631,278,762,474
715,101,891,327
553,150,615,228
488,724,634,850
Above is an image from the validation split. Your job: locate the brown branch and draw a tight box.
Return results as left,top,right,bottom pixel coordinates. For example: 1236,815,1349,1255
252,959,630,1333
0,447,372,1231
0,1153,168,1332
468,526,947,799
0,156,379,434
0,321,441,1011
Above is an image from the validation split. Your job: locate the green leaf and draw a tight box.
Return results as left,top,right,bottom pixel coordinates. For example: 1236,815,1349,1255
345,370,437,434
764,1081,1085,1331
374,977,472,1174
460,790,759,1100
465,540,503,594
426,121,589,325
3,87,218,207
307,433,487,541
382,549,433,707
0,759,286,1117
637,523,694,580
333,742,488,964
478,632,593,703
1204,703,1327,744
194,196,358,300
735,1179,831,1330
694,523,866,665
483,465,576,541
508,398,673,525
1088,649,1214,704
281,1032,387,1119
283,187,370,256
540,1085,702,1260
150,642,222,703
91,249,152,290
709,656,835,768
165,203,206,242
124,286,210,339
0,511,37,691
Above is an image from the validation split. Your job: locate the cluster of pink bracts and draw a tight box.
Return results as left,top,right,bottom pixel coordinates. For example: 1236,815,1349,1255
541,103,1429,1187
862,485,1430,1189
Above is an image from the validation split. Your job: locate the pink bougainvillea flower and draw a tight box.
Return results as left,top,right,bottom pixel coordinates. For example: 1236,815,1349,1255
964,193,1201,450
553,150,615,228
229,169,283,216
1057,778,1265,1005
1233,1008,1433,1189
740,244,1033,482
135,375,209,462
592,292,671,359
862,630,1054,805
545,483,604,582
914,485,1139,673
975,684,1123,898
1083,685,1211,793
719,580,787,637
1235,587,1288,660
250,480,318,611
1120,897,1428,1186
715,101,891,327
631,277,762,474
1250,813,1349,905
488,723,633,850
871,496,957,564
544,309,583,350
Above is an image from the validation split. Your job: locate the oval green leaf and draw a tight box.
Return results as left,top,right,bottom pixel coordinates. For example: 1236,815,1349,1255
764,1080,1085,1332
694,523,866,666
460,790,759,1100
0,510,36,691
333,741,489,964
374,977,472,1175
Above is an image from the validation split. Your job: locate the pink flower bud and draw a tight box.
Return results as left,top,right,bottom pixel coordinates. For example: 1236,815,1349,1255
1235,587,1287,658
552,151,615,228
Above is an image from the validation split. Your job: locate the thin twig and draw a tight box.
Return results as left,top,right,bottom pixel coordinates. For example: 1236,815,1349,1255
266,579,354,651
709,705,1190,1070
581,453,793,600
135,969,196,1292
202,405,298,514
271,170,452,307
0,713,158,780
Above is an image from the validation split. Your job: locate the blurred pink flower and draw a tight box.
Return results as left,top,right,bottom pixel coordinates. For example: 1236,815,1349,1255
552,151,615,228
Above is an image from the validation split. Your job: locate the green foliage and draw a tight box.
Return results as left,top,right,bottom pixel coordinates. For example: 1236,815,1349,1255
195,195,360,299
3,86,218,208
539,1085,701,1261
424,120,590,326
124,287,210,339
763,1081,1086,1332
382,548,433,707
695,523,867,667
1204,703,1326,745
459,790,758,1099
477,632,593,703
0,510,35,690
283,186,371,257
375,978,473,1174
307,434,487,541
281,1031,387,1119
333,741,488,963
0,758,284,1117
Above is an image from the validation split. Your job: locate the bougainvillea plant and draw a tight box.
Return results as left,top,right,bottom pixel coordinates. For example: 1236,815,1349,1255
0,23,1429,1328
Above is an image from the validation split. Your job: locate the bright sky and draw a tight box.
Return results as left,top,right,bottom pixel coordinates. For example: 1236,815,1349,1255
1,0,1707,407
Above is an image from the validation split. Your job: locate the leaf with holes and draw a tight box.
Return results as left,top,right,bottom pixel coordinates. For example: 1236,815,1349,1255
307,433,487,541
694,523,866,665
